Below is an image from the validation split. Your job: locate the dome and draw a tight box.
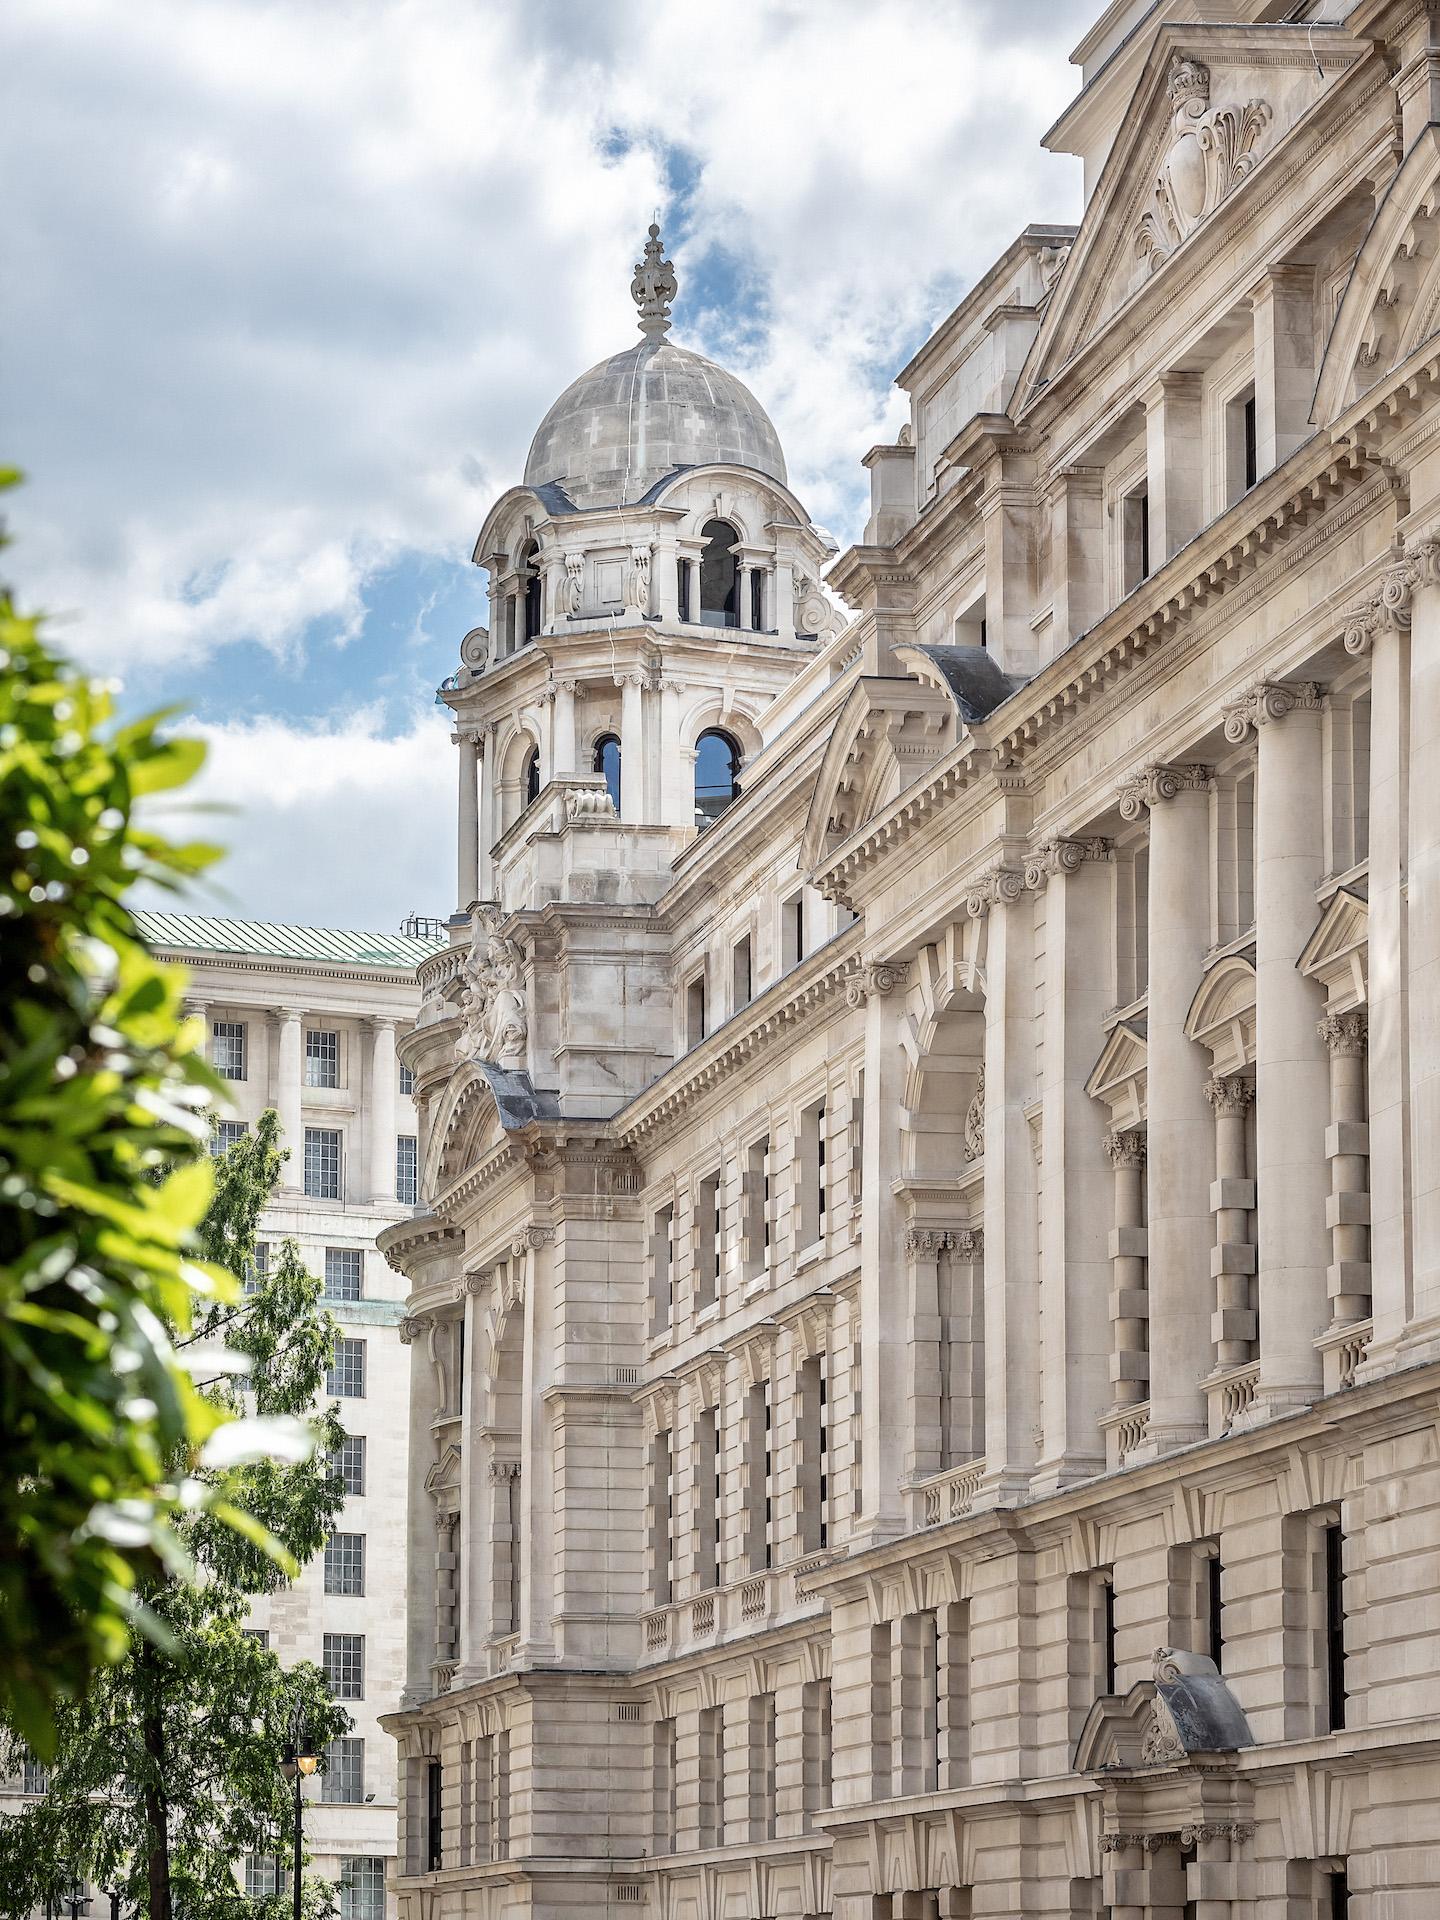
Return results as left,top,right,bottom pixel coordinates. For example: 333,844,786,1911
522,226,788,512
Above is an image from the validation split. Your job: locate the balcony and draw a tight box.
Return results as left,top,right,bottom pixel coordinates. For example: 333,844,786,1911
912,1457,986,1529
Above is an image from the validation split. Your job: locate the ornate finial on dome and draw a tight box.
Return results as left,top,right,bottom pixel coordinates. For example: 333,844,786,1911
631,223,677,338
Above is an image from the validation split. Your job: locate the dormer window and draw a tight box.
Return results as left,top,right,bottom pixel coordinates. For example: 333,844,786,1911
700,519,741,629
695,729,742,827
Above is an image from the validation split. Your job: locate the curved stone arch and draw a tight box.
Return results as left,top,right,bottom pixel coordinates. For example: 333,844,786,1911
470,484,552,569
652,463,820,545
1314,126,1440,425
898,926,986,1183
677,691,764,762
424,1063,494,1199
494,714,544,833
1184,950,1257,1076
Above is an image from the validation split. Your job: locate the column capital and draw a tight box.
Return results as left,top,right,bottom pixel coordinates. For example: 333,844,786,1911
964,861,1025,918
278,1004,306,1023
1221,678,1323,742
1343,533,1440,654
1205,1074,1256,1117
1024,834,1112,890
845,959,906,1006
1117,762,1213,819
1319,1010,1368,1056
1104,1127,1147,1169
366,1012,399,1032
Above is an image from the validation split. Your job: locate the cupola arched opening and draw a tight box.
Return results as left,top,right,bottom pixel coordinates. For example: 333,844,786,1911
593,733,622,812
699,519,741,629
694,728,742,827
523,745,541,807
520,539,542,643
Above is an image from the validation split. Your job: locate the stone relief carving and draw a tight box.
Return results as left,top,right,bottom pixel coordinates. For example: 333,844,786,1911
794,574,845,639
456,912,528,1069
1342,534,1440,655
1135,57,1271,274
565,784,617,823
1319,1011,1368,1057
559,551,584,618
1024,835,1112,891
963,1063,986,1161
965,864,1025,918
624,542,652,614
459,625,490,672
1221,679,1323,742
1117,762,1214,819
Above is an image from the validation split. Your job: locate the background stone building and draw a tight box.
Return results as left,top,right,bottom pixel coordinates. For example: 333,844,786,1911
383,1,1440,1915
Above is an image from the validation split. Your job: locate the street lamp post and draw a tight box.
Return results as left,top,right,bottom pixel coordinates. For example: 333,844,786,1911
279,1738,319,1920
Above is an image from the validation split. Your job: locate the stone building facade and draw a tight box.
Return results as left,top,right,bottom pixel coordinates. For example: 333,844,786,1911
145,913,434,1914
383,4,1440,1915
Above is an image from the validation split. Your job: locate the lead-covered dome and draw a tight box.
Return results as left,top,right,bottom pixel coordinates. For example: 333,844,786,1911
522,225,788,512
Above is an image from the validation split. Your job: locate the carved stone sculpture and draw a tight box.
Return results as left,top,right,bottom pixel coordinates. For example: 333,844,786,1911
963,1064,986,1161
456,915,529,1070
624,542,652,615
1135,57,1271,274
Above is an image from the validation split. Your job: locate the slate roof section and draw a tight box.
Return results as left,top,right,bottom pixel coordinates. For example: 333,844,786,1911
900,642,1028,723
134,910,443,972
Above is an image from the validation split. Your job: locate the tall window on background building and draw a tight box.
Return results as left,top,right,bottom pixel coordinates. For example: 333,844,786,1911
593,733,621,811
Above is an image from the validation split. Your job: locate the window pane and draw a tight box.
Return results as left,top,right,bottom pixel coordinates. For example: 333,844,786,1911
331,1433,366,1495
211,1119,249,1157
339,1858,385,1920
304,1128,342,1199
304,1029,340,1088
324,1531,365,1596
326,1337,366,1399
244,1855,284,1897
323,1632,365,1699
323,1738,365,1806
245,1240,270,1296
324,1247,363,1301
593,734,621,811
399,1063,414,1095
211,1020,247,1081
396,1135,418,1206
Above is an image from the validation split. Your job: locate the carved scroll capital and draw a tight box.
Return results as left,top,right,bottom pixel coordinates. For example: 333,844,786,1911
1117,762,1213,819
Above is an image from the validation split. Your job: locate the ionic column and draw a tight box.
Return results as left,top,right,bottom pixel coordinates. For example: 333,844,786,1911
737,561,754,632
1228,679,1331,1412
854,965,908,1542
367,1016,397,1205
618,670,645,821
456,729,480,912
399,1313,443,1705
1105,1130,1149,1411
1028,835,1113,1491
553,679,577,779
971,866,1039,1499
1119,764,1214,1452
456,1272,491,1678
1144,371,1204,562
1206,1075,1257,1376
1320,1013,1371,1325
276,1007,304,1191
1342,574,1411,1371
1407,535,1440,1345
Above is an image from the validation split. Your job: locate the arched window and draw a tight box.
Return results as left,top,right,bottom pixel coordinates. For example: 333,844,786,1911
520,540,542,643
699,519,740,629
523,745,541,807
593,733,621,812
694,729,742,827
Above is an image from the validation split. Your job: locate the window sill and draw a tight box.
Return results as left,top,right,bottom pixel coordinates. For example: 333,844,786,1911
694,1301,720,1329
795,1240,825,1273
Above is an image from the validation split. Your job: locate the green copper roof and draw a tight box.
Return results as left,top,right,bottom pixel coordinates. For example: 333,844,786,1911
134,910,444,972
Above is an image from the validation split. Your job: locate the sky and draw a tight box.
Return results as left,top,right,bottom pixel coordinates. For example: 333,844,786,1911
2,0,1092,934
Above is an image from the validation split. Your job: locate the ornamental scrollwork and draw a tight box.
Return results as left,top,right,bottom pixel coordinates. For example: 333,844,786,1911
1221,679,1323,742
1117,762,1213,820
964,864,1025,919
1318,1011,1368,1056
1104,1127,1146,1170
1205,1074,1256,1117
1343,534,1440,655
1135,56,1271,274
1024,836,1112,890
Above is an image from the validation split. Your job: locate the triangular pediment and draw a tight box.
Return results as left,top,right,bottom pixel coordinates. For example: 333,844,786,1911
799,675,955,872
1298,885,1369,1008
1017,26,1355,407
1315,126,1440,424
1085,1018,1148,1127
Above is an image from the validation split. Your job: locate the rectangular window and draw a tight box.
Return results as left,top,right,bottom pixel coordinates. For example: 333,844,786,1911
732,934,753,1011
399,1062,415,1095
685,973,707,1050
1103,1575,1118,1694
245,1239,270,1295
851,1073,865,1208
785,893,806,969
426,1759,443,1871
339,1858,384,1920
751,1692,777,1841
919,1609,940,1793
802,1678,832,1823
940,1599,971,1789
304,1127,342,1199
677,554,690,623
869,1621,894,1799
650,1203,674,1336
695,1406,720,1591
1325,1521,1346,1732
396,1134,419,1206
304,1028,340,1088
492,1728,511,1860
332,1433,366,1495
653,1719,677,1855
1207,1551,1225,1672
244,1856,283,1898
243,1627,270,1649
327,1336,366,1400
798,1099,827,1250
324,1247,363,1301
323,1632,364,1699
323,1737,364,1805
650,1427,673,1607
698,1705,724,1849
324,1530,365,1596
21,1755,47,1796
1123,484,1150,591
211,1119,248,1156
797,1352,830,1552
211,1019,247,1081
696,1171,722,1311
743,1135,771,1286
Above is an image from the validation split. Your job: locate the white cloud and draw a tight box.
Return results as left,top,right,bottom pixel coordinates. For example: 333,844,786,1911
4,0,1088,675
139,705,457,930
